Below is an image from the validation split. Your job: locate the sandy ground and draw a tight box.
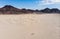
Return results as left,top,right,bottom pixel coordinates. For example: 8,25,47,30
0,14,60,39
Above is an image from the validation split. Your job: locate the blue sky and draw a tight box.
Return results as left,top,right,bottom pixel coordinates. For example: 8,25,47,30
0,0,60,10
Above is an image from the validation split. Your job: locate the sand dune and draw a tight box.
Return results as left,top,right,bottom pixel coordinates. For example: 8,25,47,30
0,14,60,39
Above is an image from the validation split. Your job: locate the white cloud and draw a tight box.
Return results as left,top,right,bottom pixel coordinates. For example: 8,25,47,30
39,0,60,5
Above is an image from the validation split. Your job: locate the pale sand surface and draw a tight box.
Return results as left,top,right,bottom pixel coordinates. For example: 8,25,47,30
0,14,60,39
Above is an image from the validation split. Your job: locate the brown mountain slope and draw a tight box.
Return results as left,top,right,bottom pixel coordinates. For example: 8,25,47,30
0,5,34,14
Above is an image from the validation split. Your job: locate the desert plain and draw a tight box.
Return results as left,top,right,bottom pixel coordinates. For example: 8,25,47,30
0,14,60,39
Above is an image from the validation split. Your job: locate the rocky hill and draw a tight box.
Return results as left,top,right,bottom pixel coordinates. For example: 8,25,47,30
40,8,60,13
0,5,34,14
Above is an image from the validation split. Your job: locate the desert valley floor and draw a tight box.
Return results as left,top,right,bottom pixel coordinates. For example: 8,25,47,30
0,14,60,39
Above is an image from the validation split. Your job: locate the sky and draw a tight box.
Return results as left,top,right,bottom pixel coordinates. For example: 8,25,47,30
0,0,60,10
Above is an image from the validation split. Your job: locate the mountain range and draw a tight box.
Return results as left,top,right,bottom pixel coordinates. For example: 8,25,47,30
0,5,60,14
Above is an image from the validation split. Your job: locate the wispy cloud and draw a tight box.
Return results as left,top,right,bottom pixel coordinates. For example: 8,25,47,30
38,0,60,5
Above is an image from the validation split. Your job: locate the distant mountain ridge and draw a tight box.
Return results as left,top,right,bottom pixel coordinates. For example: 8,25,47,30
40,8,60,13
0,5,60,14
